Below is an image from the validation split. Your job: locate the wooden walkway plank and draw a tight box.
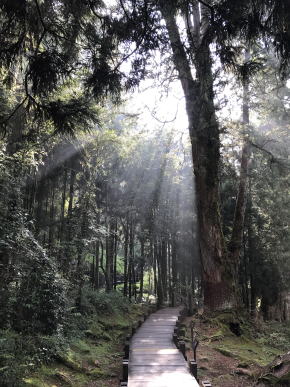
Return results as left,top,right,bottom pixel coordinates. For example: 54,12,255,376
127,307,199,387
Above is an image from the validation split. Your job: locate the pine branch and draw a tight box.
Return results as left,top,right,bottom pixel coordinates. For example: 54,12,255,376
250,140,290,168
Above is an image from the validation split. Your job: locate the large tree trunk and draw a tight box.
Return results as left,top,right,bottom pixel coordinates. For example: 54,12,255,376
228,60,251,286
160,1,234,309
247,180,257,317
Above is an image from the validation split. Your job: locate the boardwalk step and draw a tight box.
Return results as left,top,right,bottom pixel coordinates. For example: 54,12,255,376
129,365,188,373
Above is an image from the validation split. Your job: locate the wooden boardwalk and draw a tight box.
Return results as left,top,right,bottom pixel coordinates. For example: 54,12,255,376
128,307,199,387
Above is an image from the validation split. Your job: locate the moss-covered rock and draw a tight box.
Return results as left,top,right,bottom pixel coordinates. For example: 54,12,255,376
55,371,74,385
215,347,237,358
258,353,290,385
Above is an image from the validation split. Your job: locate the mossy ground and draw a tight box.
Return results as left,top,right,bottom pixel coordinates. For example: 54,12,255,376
183,311,290,386
23,304,149,387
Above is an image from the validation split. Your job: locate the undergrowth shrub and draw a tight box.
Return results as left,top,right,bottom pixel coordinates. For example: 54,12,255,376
79,287,130,315
0,330,68,387
12,238,68,335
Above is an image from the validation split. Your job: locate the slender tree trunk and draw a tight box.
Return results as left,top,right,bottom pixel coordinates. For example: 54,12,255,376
156,240,164,306
59,166,68,243
113,219,118,290
100,241,104,287
128,216,135,300
168,239,173,307
105,218,114,292
139,238,145,302
153,239,158,298
94,241,100,289
161,238,168,301
171,236,177,306
66,168,76,243
123,217,129,296
63,167,76,273
43,190,49,245
48,179,55,251
35,172,46,237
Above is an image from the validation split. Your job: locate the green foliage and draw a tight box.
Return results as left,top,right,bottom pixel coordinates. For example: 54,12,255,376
13,247,67,334
0,153,67,335
28,51,72,97
0,330,68,387
42,97,100,136
1,1,290,384
22,293,147,386
0,290,122,385
79,288,130,315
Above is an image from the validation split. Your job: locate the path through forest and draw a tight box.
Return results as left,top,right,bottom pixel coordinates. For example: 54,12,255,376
127,307,199,386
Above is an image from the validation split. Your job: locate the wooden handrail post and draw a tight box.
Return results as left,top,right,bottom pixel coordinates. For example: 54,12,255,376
201,381,212,386
132,324,136,335
122,359,129,382
192,339,199,362
124,341,130,359
190,360,197,379
178,340,186,360
173,333,178,346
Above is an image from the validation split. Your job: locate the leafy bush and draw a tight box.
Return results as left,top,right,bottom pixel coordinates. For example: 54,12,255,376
12,236,68,334
0,156,68,335
0,330,68,387
79,287,130,315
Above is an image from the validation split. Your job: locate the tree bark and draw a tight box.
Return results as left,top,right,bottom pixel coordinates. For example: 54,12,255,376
123,216,129,296
59,165,68,243
105,217,114,292
128,216,135,300
139,238,145,302
171,236,177,306
35,174,46,237
160,1,234,309
229,57,251,286
113,219,118,290
94,241,100,289
66,167,76,244
48,178,55,251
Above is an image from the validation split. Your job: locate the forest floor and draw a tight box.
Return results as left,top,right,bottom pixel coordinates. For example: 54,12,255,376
19,305,290,387
23,303,150,387
183,310,290,386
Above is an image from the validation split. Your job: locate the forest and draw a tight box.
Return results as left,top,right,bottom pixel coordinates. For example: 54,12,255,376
0,0,290,386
